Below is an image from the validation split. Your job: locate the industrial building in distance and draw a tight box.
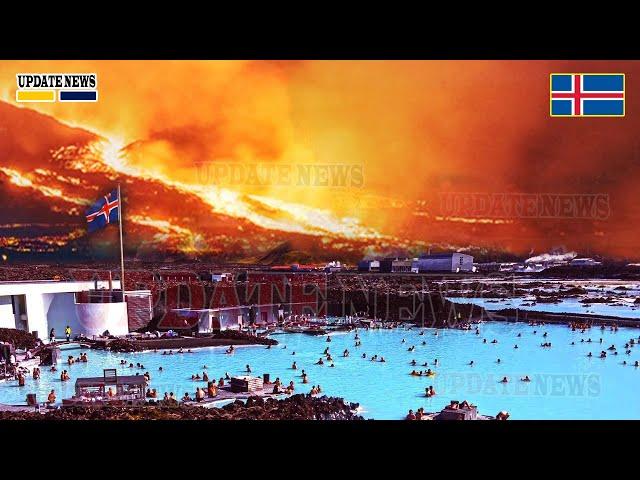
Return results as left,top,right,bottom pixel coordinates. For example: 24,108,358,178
358,253,475,273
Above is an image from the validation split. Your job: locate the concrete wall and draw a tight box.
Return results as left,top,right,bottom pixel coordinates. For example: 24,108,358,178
44,292,82,338
0,295,14,329
74,302,129,337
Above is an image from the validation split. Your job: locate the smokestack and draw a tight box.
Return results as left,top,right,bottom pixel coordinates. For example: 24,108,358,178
108,270,113,292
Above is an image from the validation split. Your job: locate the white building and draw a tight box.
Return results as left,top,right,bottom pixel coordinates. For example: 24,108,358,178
0,280,140,341
413,253,475,273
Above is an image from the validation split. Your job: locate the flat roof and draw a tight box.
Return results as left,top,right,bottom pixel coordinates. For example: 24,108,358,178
75,375,147,387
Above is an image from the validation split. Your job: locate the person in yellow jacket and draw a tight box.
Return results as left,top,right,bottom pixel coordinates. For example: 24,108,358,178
64,325,71,342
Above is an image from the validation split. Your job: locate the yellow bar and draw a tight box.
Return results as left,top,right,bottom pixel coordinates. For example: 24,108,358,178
16,90,56,102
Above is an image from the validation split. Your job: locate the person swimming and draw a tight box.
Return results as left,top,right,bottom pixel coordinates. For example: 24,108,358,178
380,357,386,363
521,375,531,382
315,358,324,365
343,349,349,357
514,344,519,349
500,376,509,383
292,361,297,370
410,359,417,366
245,364,251,373
496,358,501,364
362,353,366,358
468,360,474,366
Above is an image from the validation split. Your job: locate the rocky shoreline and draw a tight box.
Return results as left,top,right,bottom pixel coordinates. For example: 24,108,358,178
0,394,363,421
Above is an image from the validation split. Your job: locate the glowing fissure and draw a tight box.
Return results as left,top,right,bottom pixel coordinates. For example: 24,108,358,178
92,139,384,240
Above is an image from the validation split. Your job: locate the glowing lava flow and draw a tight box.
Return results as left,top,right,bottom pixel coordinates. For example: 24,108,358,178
92,139,386,240
0,167,89,206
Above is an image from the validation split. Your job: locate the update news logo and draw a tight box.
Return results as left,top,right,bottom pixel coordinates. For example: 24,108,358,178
16,73,98,103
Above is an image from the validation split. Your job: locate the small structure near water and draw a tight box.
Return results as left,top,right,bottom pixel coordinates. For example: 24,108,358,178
230,376,264,393
62,369,147,406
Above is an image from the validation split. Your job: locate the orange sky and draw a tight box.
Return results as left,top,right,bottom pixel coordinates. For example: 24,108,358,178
1,60,638,258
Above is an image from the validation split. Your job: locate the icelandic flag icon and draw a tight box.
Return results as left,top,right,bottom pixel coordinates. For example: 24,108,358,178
550,74,624,117
85,189,120,233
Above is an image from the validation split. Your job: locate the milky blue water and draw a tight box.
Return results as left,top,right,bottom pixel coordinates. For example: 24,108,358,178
448,297,640,319
2,322,640,419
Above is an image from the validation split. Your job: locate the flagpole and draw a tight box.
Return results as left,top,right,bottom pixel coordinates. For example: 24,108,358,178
117,183,125,299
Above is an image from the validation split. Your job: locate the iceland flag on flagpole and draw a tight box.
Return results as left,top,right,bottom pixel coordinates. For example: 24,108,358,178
85,189,120,233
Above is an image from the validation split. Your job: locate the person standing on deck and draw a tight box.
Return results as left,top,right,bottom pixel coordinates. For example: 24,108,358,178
49,328,56,344
65,325,72,342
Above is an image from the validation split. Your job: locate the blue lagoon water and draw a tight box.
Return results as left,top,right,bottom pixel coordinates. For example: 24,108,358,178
2,322,640,419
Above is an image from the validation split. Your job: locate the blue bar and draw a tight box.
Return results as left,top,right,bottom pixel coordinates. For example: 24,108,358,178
59,90,97,101
551,99,573,115
583,74,623,92
551,74,572,92
583,99,624,116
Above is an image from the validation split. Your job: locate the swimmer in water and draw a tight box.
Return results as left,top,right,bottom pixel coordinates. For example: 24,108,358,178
315,358,324,365
292,361,297,370
497,358,501,364
362,353,366,359
521,375,531,382
514,344,519,349
245,364,251,373
468,360,474,366
500,376,509,383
